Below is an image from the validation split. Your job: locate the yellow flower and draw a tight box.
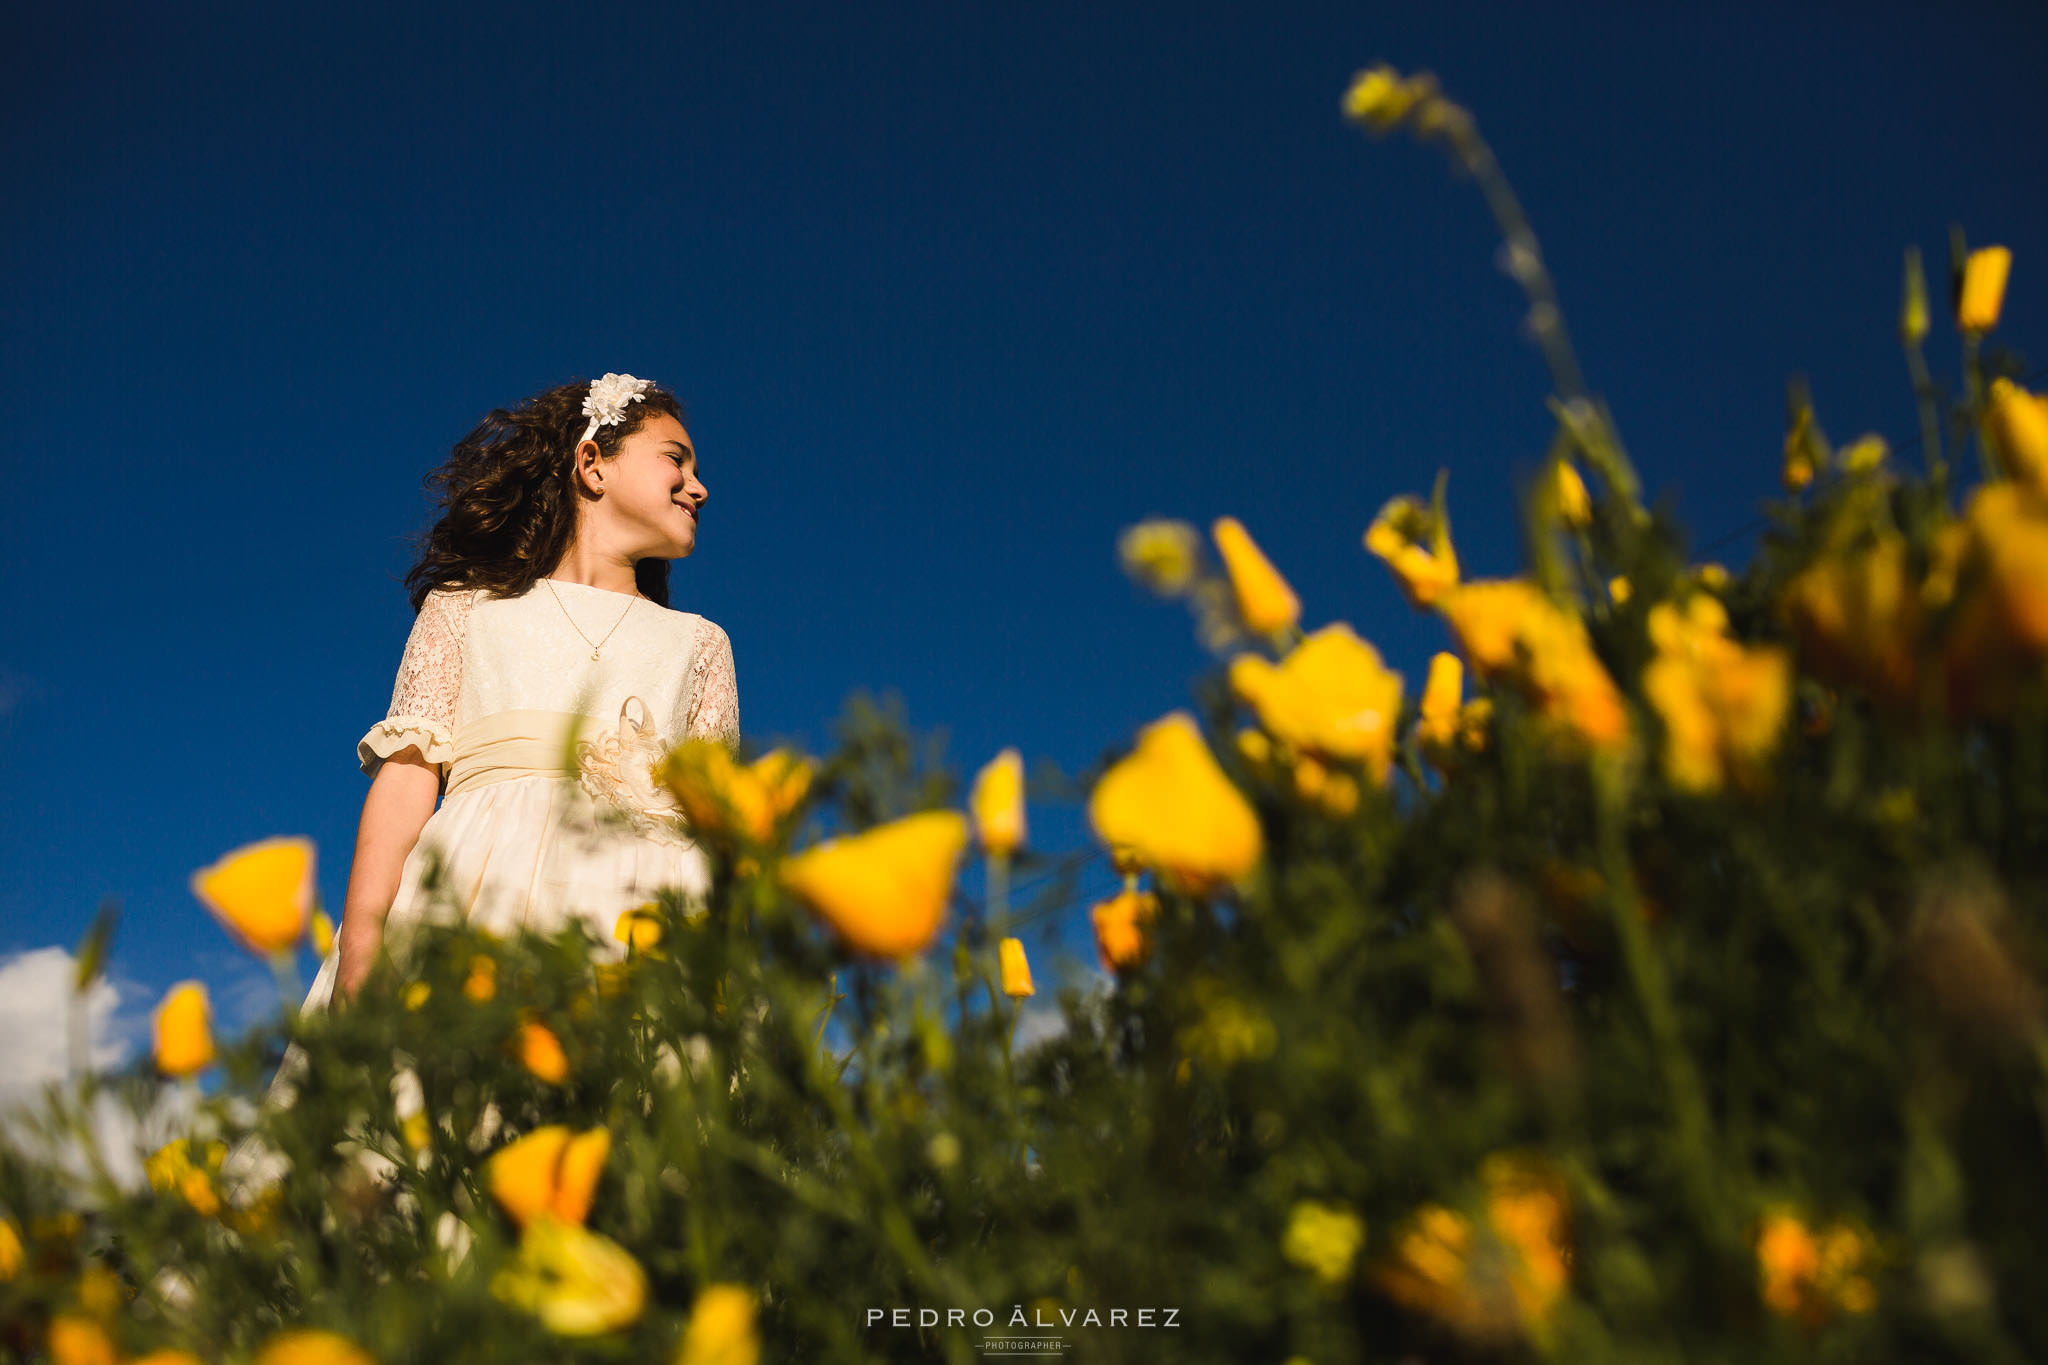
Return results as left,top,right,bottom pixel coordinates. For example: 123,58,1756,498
252,1328,377,1365
145,1138,226,1217
1211,516,1302,636
1901,245,1931,344
1090,887,1159,974
1780,533,1923,711
488,1125,613,1230
659,741,814,845
1319,771,1360,817
190,836,314,956
1365,493,1460,607
1837,434,1889,475
1177,980,1276,1069
1283,1199,1366,1290
1370,1151,1572,1346
152,982,214,1078
1116,519,1202,596
1417,652,1493,773
1234,727,1273,771
1342,64,1431,134
492,1218,648,1336
614,904,665,955
997,937,1035,997
1641,595,1792,793
1548,459,1591,528
1987,377,2048,492
516,1018,571,1085
675,1282,761,1365
464,955,498,1002
0,1216,20,1279
1783,399,1825,492
403,981,432,1011
48,1316,117,1365
1755,1207,1877,1326
1087,712,1264,896
1608,575,1631,605
970,748,1027,857
1438,581,1629,751
132,1352,206,1365
1417,651,1464,752
1957,244,2011,333
779,810,970,960
1228,623,1404,785
311,910,335,958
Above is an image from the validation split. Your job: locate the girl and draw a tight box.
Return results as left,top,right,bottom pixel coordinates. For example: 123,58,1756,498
311,371,740,1013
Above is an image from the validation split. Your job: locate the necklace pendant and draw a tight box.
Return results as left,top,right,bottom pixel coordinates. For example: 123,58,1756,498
592,648,602,661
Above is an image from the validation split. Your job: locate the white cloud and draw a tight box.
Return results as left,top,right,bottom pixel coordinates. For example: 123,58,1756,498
0,947,195,1197
0,947,127,1105
1015,963,1117,1052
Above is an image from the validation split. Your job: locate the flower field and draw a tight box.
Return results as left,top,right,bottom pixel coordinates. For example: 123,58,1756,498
4,68,2047,1364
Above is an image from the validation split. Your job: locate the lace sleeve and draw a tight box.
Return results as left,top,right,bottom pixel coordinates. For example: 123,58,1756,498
682,619,741,752
358,587,478,783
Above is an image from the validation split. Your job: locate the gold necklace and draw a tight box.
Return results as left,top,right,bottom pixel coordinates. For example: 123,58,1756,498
542,579,637,660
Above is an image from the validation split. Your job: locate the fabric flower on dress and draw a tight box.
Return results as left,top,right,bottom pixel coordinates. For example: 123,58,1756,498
575,696,692,843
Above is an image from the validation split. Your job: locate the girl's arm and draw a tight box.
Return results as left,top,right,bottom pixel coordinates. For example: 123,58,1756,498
335,746,441,1004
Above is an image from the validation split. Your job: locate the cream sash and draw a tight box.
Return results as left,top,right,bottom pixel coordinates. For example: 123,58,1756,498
444,709,591,797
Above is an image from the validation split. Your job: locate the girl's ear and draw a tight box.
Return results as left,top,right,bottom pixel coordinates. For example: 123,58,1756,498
574,437,604,494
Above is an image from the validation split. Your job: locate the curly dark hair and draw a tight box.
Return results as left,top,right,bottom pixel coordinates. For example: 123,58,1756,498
400,376,690,613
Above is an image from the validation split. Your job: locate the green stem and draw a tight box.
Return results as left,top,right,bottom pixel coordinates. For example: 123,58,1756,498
1591,760,1734,1260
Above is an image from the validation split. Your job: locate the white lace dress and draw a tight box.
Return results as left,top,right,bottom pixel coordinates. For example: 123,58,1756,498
296,578,741,1016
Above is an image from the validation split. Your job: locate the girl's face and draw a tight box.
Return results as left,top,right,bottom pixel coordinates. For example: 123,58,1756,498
579,412,709,561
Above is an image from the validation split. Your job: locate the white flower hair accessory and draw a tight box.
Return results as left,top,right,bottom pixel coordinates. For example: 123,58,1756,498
578,372,655,447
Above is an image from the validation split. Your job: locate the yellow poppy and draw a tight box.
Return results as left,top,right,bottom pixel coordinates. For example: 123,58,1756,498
1957,245,2011,334
1987,377,2048,492
1754,1207,1877,1326
969,748,1027,857
1365,493,1460,607
1370,1151,1572,1346
660,741,813,845
1211,516,1302,635
487,1125,612,1230
1228,623,1404,785
1641,596,1792,792
778,810,970,960
1090,887,1159,974
997,937,1035,997
152,982,214,1078
190,836,314,956
145,1138,227,1218
0,1217,21,1280
1780,534,1923,711
464,955,497,1002
1341,64,1433,134
1438,581,1629,751
1283,1199,1366,1290
47,1317,117,1365
1548,459,1591,528
675,1283,762,1365
492,1218,647,1336
311,910,335,958
516,1018,570,1085
614,904,665,955
252,1328,377,1365
1087,712,1264,896
1416,651,1464,752
1116,519,1202,596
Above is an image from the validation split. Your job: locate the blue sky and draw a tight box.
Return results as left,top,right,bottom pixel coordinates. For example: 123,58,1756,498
2,0,2043,1058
